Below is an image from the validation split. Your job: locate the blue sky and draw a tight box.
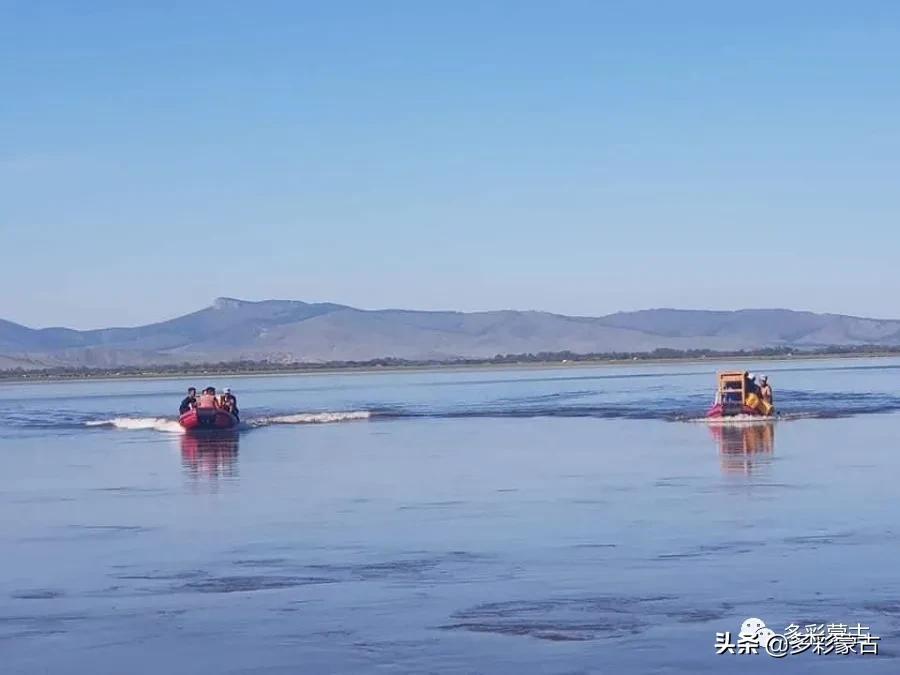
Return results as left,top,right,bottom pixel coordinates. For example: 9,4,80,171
2,1,899,328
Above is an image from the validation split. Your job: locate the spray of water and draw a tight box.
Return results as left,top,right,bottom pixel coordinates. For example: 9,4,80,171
85,417,185,433
85,410,372,433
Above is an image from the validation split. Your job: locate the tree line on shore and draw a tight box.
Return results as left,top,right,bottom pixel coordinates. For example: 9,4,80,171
2,344,900,380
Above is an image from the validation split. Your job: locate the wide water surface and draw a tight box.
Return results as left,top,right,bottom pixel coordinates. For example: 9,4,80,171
2,358,900,673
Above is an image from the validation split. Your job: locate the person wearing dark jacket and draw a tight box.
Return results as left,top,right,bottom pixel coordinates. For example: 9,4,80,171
221,387,239,420
744,372,759,398
179,387,197,414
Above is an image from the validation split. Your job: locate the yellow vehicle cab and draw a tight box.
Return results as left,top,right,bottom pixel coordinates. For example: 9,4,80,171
707,371,774,418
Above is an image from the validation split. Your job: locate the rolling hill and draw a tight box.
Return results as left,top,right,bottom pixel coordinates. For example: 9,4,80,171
2,298,900,369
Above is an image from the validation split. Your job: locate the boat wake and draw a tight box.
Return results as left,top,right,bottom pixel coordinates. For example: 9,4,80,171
37,389,900,437
683,413,798,425
247,411,372,426
86,417,185,434
84,410,373,433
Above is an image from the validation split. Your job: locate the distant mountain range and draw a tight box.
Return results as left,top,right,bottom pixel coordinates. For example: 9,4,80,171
2,297,900,369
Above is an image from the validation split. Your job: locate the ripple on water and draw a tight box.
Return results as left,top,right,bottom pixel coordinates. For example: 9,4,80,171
782,532,858,548
105,568,338,595
396,501,466,511
73,525,155,533
441,595,739,641
20,525,157,543
864,602,900,617
9,589,66,600
0,613,89,640
305,551,488,582
656,540,766,560
176,575,337,594
101,551,487,599
231,558,292,568
90,487,171,496
10,496,77,505
112,570,208,581
440,595,702,642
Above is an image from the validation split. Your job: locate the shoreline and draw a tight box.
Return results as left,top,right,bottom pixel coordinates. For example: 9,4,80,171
1,351,898,385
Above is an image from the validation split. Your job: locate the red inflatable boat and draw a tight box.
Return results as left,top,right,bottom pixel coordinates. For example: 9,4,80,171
179,407,239,431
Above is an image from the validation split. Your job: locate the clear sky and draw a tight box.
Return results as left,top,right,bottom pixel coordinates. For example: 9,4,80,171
2,1,899,328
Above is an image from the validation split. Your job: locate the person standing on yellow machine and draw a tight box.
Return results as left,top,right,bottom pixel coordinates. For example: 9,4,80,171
758,375,773,405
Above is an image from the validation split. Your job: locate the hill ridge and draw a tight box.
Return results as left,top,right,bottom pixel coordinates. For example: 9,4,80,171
3,299,900,369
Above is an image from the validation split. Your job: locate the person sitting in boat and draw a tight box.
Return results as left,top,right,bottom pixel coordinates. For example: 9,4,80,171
221,387,239,420
758,375,773,404
179,387,197,414
197,387,219,409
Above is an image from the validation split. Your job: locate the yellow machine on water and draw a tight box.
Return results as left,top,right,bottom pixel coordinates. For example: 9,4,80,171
708,371,774,418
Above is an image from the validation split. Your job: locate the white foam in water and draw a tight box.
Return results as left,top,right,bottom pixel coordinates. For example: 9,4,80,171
685,414,777,426
85,417,185,434
256,411,372,425
84,411,371,433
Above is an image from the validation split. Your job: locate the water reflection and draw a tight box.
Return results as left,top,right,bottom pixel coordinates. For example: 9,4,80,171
180,432,239,480
709,422,775,475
